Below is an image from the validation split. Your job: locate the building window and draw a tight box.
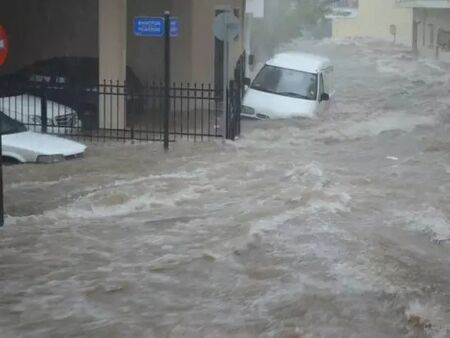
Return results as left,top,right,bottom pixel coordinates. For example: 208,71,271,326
429,24,434,48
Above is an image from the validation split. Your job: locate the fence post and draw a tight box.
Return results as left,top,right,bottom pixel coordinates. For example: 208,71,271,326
226,83,230,140
41,82,48,134
228,80,235,140
163,11,171,151
129,83,135,142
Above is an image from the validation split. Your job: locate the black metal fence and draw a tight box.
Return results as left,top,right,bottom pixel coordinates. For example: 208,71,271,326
0,80,227,143
0,53,245,227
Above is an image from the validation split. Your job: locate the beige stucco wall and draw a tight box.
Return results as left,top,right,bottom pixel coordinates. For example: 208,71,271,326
333,0,414,47
171,0,194,83
99,0,127,129
127,0,244,84
99,0,127,83
127,0,169,83
0,0,245,86
415,8,450,63
191,0,245,85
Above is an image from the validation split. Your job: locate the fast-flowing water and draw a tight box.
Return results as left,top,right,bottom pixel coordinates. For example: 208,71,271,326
1,39,450,337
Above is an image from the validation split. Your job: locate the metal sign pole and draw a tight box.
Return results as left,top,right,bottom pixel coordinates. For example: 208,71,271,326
164,11,171,151
222,14,229,142
225,39,230,139
223,47,227,141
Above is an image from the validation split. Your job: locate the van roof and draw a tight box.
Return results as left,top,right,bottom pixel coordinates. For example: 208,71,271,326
266,53,332,73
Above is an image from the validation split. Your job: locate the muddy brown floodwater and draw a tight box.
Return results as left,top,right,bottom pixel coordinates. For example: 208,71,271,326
1,39,450,337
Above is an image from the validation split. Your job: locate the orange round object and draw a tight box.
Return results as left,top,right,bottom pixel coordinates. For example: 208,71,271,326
0,25,8,66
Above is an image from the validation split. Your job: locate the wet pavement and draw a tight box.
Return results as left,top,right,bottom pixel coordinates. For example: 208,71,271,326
1,39,450,337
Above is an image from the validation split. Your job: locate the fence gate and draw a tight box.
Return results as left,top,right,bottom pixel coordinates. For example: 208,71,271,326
0,52,245,226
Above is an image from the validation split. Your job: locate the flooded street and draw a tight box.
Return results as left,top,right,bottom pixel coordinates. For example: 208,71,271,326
1,40,450,337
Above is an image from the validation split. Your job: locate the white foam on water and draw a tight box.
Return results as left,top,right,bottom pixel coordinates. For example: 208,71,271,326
55,185,203,219
330,260,398,293
111,168,208,187
147,254,194,271
405,300,450,338
304,189,352,214
320,111,435,141
40,176,212,220
387,208,450,243
284,161,325,186
376,58,418,76
4,166,214,222
282,162,352,213
6,176,73,189
4,214,50,227
419,57,448,73
326,36,395,47
239,126,315,150
386,156,399,161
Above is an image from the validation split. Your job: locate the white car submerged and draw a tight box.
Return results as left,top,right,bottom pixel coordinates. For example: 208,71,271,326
0,94,82,134
242,53,335,120
1,112,86,163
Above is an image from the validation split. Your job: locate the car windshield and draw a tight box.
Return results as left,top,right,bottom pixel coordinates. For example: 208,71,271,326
251,65,318,100
0,112,27,135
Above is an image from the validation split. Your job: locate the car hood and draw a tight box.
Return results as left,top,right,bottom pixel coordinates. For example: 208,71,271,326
243,88,317,119
2,131,86,159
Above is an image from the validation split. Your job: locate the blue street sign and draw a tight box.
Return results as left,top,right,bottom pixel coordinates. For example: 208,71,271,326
170,18,179,37
134,17,179,37
134,17,164,37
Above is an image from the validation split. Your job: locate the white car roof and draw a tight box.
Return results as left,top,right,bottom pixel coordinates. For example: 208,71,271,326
266,53,332,73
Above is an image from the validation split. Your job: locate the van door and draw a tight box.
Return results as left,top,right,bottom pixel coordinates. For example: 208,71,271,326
318,67,334,113
317,73,327,114
323,67,335,98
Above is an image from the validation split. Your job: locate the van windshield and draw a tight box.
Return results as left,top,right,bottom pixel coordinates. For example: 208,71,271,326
251,65,318,101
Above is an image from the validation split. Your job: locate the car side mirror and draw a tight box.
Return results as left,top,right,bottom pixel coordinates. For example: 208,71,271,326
243,77,251,86
320,93,330,102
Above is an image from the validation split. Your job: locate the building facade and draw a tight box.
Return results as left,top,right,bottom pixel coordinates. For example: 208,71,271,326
398,0,450,62
0,0,245,129
0,0,246,85
330,0,413,47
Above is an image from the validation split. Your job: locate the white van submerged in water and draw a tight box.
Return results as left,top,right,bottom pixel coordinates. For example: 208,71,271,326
242,53,334,120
